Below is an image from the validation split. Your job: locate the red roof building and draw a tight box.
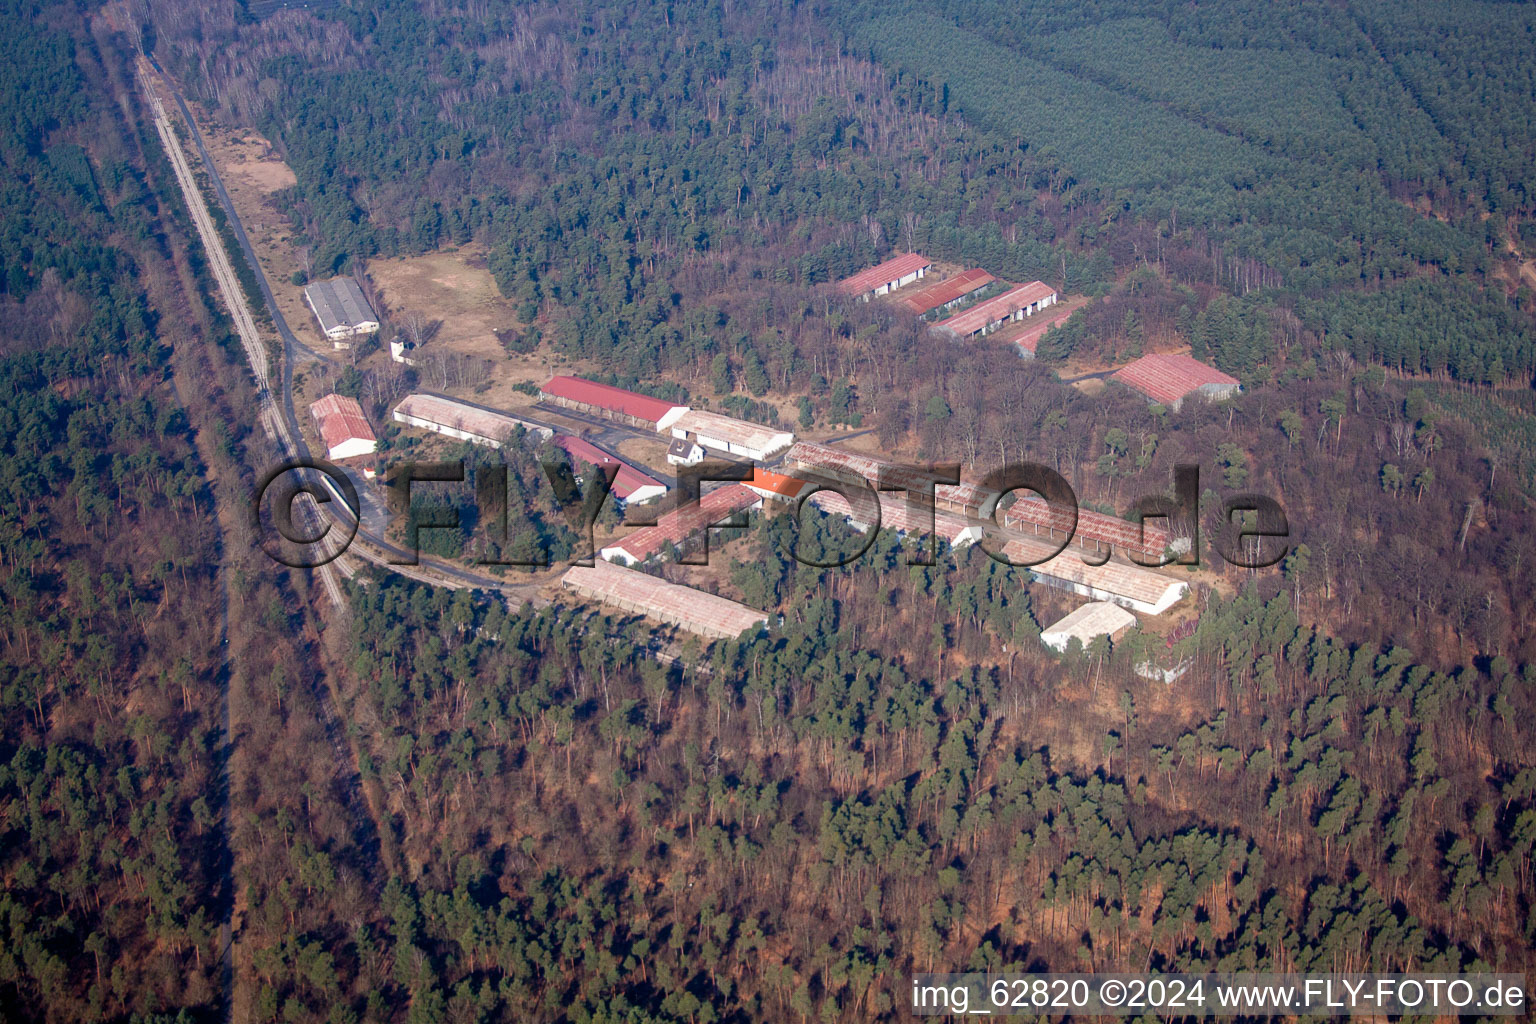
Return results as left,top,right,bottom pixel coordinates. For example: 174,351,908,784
554,435,668,504
1110,353,1240,411
309,394,377,461
600,484,762,566
745,467,807,502
933,281,1058,338
896,269,996,315
1010,306,1076,358
538,376,690,431
836,253,931,299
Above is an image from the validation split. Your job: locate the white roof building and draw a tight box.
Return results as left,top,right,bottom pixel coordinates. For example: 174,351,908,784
562,561,768,640
1003,538,1189,615
393,393,554,446
303,277,380,342
1041,601,1138,653
670,410,793,462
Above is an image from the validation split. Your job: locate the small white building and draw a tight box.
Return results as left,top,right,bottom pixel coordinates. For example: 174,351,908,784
1041,601,1138,653
667,437,705,466
389,338,417,365
670,410,793,462
309,394,378,461
303,277,380,344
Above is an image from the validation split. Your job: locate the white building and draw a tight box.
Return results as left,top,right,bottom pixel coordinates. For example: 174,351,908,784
393,393,554,446
309,394,377,461
667,437,705,466
303,277,380,344
1041,601,1138,653
669,409,793,462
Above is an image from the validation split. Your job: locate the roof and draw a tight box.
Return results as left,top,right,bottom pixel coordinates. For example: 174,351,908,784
786,442,1173,559
1003,537,1187,610
810,490,977,543
603,484,761,564
1042,602,1138,646
393,393,553,444
836,253,931,296
304,277,375,330
1010,306,1076,354
562,561,768,639
748,468,806,499
310,394,376,452
896,269,996,314
672,409,792,453
933,281,1057,337
669,437,701,457
539,376,687,426
554,435,665,501
1110,353,1240,407
1002,496,1171,561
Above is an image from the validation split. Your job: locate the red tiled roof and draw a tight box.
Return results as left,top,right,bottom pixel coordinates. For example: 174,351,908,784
1110,353,1240,407
604,484,761,563
539,376,685,425
309,394,376,453
896,269,996,314
836,253,931,296
748,468,806,498
1010,306,1076,354
934,281,1057,337
554,435,665,501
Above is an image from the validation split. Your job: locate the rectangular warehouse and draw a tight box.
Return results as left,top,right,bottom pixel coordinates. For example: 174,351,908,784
896,269,996,316
1041,601,1138,653
670,409,794,462
933,281,1058,339
1002,538,1188,615
310,394,377,461
809,490,984,549
303,277,380,342
538,376,690,432
836,253,931,301
554,435,668,505
393,393,554,446
1110,353,1241,411
561,561,768,640
601,484,762,566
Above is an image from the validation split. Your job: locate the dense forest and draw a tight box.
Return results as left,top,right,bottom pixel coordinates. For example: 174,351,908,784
3,0,1536,1021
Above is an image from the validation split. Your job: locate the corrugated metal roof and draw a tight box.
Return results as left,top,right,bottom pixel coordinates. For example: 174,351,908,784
303,277,376,331
896,269,996,314
809,490,977,543
1042,601,1137,648
933,281,1057,337
539,376,687,426
603,483,761,563
1003,537,1186,609
554,435,666,501
1110,353,1240,407
310,394,376,452
836,253,931,296
672,410,792,454
562,561,768,639
393,393,553,444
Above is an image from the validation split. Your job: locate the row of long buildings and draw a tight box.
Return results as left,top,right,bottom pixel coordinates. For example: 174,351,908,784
835,254,1060,345
538,376,795,463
